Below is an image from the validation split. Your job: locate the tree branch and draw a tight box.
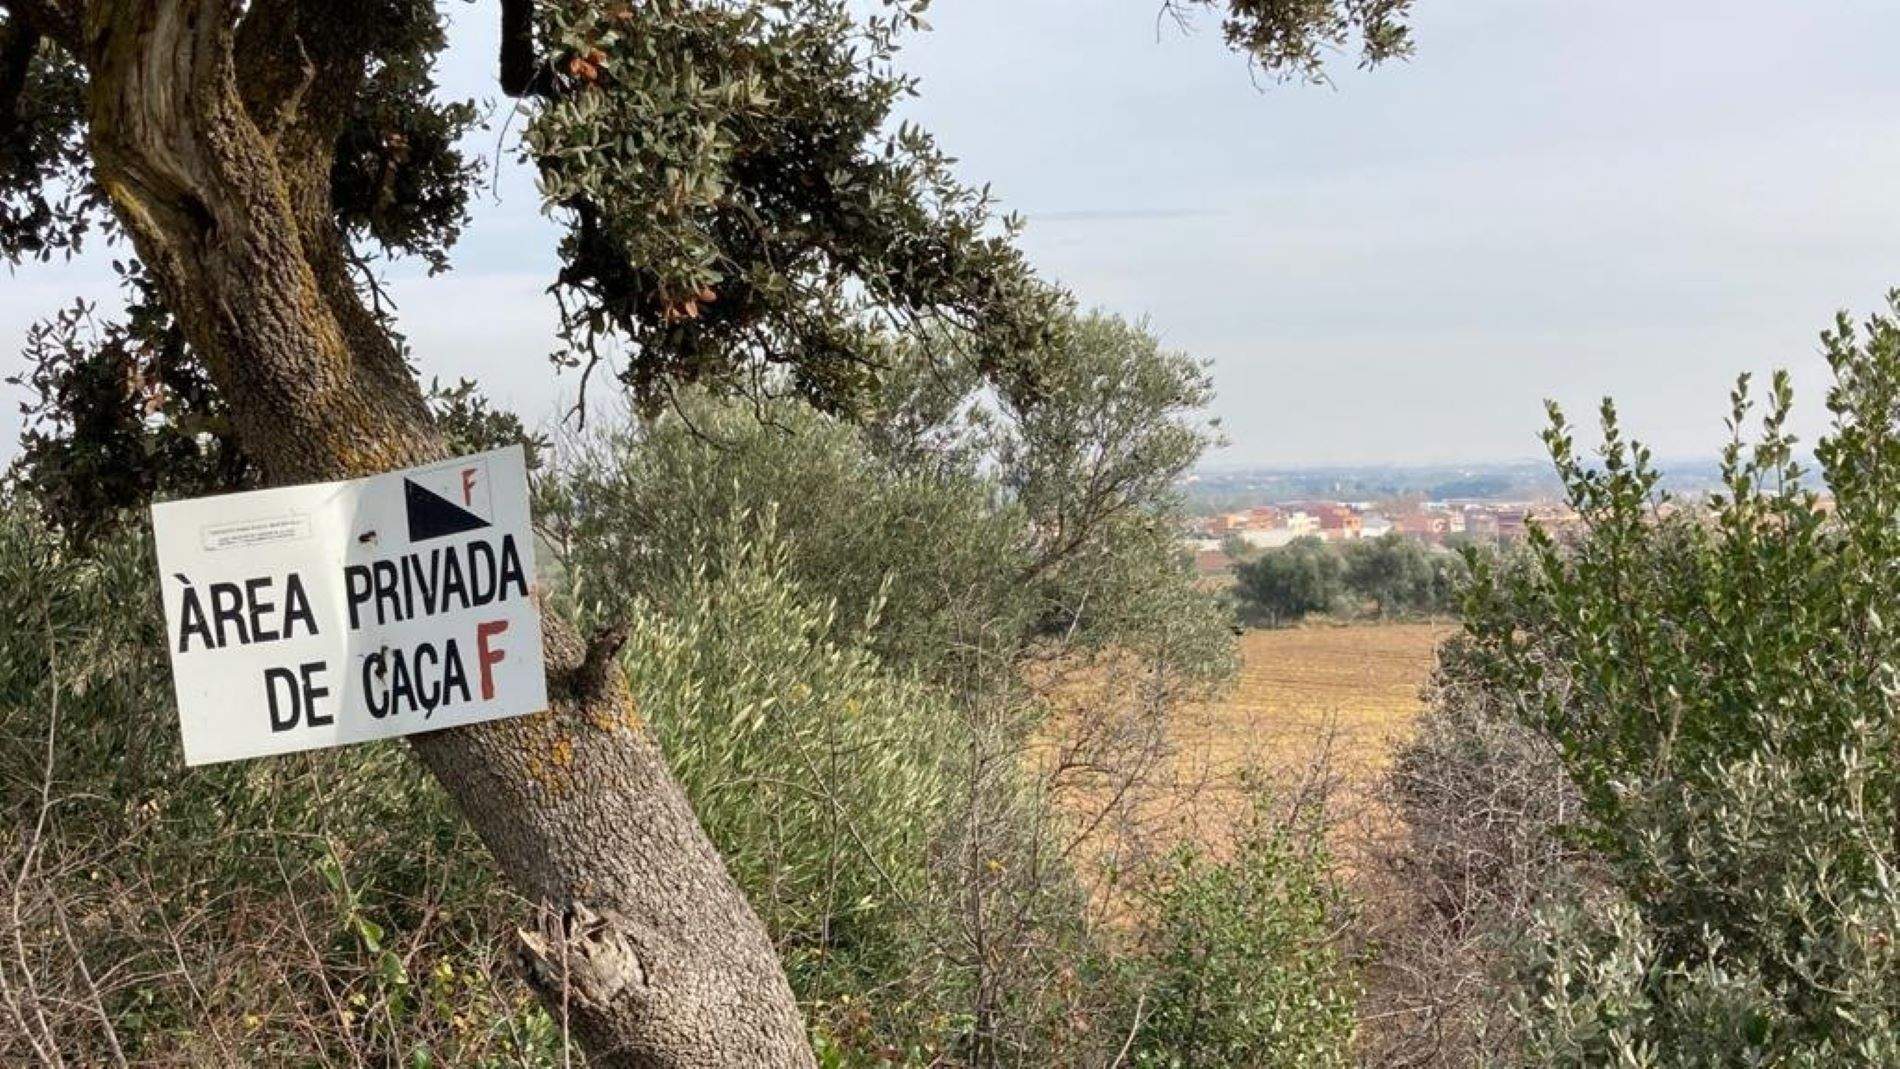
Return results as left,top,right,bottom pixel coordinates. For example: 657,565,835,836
226,0,421,412
232,0,316,142
498,0,551,98
558,621,630,704
83,0,436,481
0,16,37,141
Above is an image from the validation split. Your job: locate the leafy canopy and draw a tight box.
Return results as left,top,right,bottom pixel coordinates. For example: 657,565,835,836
1166,0,1414,83
2,0,1414,541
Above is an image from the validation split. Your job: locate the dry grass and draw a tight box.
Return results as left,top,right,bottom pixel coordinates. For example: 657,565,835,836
1047,620,1453,929
1155,622,1453,853
1193,622,1449,773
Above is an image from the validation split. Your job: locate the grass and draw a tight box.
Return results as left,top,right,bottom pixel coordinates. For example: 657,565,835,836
1039,620,1450,930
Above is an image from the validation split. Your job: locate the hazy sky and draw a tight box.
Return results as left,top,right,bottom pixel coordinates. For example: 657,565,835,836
7,0,1900,467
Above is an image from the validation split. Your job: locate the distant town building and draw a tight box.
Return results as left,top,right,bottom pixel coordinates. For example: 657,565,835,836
1284,510,1319,536
1494,508,1528,541
1194,550,1235,577
1238,528,1303,550
1392,511,1449,543
1311,504,1362,540
1186,490,1575,553
1524,504,1580,538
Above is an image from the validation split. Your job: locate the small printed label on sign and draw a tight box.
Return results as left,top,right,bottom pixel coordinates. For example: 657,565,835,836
202,514,312,552
152,446,549,766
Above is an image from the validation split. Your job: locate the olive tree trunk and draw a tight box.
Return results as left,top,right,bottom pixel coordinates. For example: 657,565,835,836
58,1,813,1063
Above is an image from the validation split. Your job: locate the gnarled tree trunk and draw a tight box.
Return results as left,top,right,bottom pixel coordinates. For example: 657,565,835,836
52,1,813,1063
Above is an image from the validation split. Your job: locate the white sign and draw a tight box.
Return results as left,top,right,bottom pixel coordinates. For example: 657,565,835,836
153,446,549,765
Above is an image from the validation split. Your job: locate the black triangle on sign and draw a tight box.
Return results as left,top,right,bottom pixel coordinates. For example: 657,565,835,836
404,478,490,542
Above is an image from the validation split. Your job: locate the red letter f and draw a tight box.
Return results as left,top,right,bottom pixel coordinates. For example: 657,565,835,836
476,619,509,699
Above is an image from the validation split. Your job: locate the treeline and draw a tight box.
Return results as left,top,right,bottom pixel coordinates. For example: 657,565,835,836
1232,532,1467,626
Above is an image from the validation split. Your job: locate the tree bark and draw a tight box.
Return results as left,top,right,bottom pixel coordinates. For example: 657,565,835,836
63,1,814,1063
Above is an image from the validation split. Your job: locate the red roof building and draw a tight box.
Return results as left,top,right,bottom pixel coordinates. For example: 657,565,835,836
1311,504,1362,539
1194,550,1236,577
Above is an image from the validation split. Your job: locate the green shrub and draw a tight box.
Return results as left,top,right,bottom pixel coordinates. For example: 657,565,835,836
613,511,964,1048
1455,293,1900,1064
1122,778,1360,1068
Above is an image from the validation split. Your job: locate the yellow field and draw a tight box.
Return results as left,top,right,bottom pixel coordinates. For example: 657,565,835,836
1160,622,1453,848
1040,622,1452,926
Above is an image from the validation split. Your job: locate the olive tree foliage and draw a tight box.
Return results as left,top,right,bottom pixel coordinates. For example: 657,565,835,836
539,311,1241,1057
1340,532,1464,618
544,311,1232,684
1233,536,1343,625
542,312,1237,792
1446,293,1900,1064
1162,0,1413,83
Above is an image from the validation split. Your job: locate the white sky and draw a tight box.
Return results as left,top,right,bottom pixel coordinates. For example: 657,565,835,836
7,0,1900,467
